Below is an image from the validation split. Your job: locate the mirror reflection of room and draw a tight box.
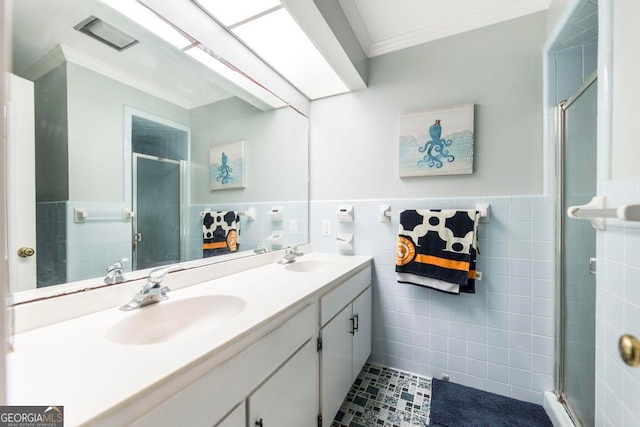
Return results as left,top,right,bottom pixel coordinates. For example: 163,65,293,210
9,0,309,293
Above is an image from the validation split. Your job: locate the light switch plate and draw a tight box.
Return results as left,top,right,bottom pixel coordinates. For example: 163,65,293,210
322,220,331,236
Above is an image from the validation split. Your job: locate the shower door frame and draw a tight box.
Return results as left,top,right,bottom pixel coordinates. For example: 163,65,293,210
124,106,191,271
555,72,598,427
132,153,187,270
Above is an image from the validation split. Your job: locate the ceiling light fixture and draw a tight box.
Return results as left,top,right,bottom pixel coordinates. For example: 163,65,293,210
193,0,349,100
232,8,349,99
99,0,193,49
185,45,287,109
194,0,281,27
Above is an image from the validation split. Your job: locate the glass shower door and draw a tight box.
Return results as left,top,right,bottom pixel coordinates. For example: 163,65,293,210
559,76,597,427
133,154,183,270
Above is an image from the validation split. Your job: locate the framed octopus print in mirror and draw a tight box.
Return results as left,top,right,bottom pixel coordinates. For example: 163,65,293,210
210,140,246,190
398,103,474,177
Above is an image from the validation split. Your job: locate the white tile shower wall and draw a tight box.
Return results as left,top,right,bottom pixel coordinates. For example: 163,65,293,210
552,0,598,105
187,202,308,259
555,41,598,103
596,177,640,426
311,195,555,404
65,202,132,283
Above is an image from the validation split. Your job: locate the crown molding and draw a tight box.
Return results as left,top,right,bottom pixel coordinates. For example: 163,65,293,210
19,45,67,82
344,0,550,58
338,0,373,57
18,44,230,109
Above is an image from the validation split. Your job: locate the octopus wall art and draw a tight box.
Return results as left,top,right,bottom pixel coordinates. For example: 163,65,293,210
209,140,246,190
399,104,474,177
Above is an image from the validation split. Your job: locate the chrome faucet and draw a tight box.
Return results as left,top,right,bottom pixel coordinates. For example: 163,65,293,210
254,244,269,254
120,265,181,311
278,246,304,264
105,257,128,284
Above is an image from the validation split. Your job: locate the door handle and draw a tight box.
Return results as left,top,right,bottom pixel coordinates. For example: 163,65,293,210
255,418,263,427
589,257,597,276
17,247,35,257
133,233,142,244
619,334,640,366
350,316,356,335
354,313,359,332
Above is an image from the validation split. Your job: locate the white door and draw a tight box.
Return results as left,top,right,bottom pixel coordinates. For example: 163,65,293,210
320,304,353,427
248,339,317,427
352,287,372,383
6,74,36,292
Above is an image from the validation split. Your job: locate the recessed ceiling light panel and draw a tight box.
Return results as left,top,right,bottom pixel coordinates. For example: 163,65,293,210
232,8,349,99
186,46,287,108
194,0,282,27
74,15,139,51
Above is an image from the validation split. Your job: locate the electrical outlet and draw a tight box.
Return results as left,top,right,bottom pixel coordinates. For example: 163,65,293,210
322,220,331,236
289,219,298,235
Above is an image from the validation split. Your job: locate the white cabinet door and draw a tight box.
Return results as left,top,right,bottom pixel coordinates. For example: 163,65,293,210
216,402,245,427
249,339,317,427
320,303,353,427
351,287,372,383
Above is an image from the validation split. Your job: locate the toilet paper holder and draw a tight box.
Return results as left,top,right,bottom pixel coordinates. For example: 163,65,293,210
336,233,354,251
336,205,354,222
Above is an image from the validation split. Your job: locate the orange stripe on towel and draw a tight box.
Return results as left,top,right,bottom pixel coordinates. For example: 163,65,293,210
203,242,228,249
414,254,470,272
468,270,476,279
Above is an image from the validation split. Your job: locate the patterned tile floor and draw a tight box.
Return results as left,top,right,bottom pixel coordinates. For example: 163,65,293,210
331,363,432,427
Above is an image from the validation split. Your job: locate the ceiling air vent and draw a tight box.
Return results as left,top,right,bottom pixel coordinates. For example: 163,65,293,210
74,15,139,51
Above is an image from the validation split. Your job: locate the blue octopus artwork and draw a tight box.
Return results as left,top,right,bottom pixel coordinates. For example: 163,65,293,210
216,151,234,185
417,119,455,169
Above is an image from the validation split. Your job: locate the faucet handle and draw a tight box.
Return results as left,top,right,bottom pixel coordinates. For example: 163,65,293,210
105,257,129,284
147,264,182,285
107,257,129,273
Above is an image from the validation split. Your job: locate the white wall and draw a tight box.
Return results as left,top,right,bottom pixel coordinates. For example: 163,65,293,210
310,12,545,201
595,1,640,425
610,0,640,180
66,62,190,202
310,12,552,404
189,97,309,204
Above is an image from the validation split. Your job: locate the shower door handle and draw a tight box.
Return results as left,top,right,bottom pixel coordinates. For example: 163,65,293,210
589,257,597,276
133,233,142,245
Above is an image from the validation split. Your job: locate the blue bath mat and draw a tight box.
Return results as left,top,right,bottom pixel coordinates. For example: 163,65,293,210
429,379,553,427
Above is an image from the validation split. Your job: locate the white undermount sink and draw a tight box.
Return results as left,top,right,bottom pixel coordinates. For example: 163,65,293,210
106,295,247,345
284,260,339,273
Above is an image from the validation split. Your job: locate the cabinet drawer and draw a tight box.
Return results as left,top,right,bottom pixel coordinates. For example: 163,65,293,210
131,303,315,427
320,266,371,326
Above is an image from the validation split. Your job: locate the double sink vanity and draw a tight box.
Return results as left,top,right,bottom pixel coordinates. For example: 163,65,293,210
7,250,373,427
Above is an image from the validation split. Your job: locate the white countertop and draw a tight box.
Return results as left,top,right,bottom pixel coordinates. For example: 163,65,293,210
7,252,372,426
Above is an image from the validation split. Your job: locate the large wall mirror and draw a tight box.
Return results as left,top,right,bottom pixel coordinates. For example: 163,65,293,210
7,0,309,302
